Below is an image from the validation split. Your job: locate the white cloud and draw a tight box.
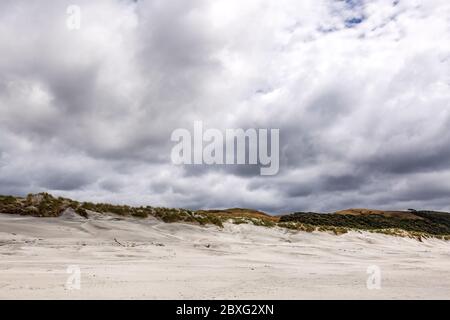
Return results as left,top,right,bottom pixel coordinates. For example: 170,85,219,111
0,0,449,212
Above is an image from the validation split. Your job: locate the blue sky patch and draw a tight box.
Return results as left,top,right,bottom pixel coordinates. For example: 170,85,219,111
345,17,364,27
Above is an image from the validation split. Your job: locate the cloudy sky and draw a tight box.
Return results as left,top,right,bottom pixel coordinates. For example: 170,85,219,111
0,0,449,213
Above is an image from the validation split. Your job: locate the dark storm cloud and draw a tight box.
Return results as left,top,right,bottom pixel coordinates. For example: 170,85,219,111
321,173,368,192
39,172,93,191
0,0,449,212
359,141,450,175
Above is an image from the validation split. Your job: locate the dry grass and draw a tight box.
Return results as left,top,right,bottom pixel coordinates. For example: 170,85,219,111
197,208,279,222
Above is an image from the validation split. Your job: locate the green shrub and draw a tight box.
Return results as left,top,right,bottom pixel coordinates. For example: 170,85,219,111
280,211,450,236
132,210,148,218
232,218,248,225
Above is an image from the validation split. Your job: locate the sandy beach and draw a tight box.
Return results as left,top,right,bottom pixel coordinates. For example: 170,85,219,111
0,212,449,300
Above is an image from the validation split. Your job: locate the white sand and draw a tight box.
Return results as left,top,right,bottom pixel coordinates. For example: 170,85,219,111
0,212,449,299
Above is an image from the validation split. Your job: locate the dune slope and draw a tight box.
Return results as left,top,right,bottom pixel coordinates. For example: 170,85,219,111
0,213,449,299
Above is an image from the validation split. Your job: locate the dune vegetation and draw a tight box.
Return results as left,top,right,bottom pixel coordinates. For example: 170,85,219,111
1,193,449,240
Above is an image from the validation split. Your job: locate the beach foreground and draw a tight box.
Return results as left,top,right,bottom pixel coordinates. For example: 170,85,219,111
0,212,449,299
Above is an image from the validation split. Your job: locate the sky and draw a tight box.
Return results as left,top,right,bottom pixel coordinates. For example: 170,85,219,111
0,0,450,213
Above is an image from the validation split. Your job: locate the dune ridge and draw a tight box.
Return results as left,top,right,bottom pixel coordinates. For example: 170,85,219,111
1,193,450,240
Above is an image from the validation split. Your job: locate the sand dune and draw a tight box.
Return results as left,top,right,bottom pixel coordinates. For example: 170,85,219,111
0,213,449,299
